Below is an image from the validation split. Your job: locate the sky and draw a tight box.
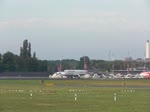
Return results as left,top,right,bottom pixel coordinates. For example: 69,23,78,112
0,0,150,60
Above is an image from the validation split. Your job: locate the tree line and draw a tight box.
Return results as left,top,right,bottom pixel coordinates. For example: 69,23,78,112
0,40,47,72
0,39,150,74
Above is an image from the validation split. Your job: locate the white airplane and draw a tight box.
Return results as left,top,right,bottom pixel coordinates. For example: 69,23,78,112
50,72,67,79
139,72,150,78
50,70,88,79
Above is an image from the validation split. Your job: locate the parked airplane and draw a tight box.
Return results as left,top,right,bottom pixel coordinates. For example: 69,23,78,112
50,70,88,79
139,72,150,78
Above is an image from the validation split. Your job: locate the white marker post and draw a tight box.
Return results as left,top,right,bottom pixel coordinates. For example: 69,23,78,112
114,93,117,102
30,93,32,97
75,94,77,101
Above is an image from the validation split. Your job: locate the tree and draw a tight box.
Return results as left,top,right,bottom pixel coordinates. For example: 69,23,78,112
18,39,40,72
60,59,79,70
79,56,91,70
24,57,38,72
0,53,4,72
38,60,48,72
0,53,2,62
15,55,24,72
33,52,36,59
48,61,56,74
20,39,32,58
2,52,16,71
28,42,31,57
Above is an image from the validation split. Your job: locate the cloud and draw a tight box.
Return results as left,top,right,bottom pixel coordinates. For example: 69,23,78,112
0,11,149,32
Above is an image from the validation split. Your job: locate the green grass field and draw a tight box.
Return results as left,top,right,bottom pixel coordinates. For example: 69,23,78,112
0,79,150,112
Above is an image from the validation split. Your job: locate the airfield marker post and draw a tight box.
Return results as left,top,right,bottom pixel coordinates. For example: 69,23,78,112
114,93,117,102
75,94,77,101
